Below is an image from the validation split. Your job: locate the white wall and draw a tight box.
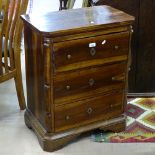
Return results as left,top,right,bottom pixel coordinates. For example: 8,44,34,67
29,0,60,15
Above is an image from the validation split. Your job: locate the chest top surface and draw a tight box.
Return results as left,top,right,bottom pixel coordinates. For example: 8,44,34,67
21,5,134,36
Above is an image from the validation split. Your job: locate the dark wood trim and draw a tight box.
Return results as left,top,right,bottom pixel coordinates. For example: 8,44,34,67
127,93,155,97
25,109,126,152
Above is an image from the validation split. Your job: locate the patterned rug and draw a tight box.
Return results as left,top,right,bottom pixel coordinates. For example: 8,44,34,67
92,98,155,142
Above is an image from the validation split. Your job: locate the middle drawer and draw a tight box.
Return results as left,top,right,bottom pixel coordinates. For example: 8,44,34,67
54,62,126,105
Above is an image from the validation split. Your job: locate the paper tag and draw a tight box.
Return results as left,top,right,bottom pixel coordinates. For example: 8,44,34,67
89,43,96,48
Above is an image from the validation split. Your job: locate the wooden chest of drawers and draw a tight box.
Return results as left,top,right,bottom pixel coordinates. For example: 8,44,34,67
21,5,134,152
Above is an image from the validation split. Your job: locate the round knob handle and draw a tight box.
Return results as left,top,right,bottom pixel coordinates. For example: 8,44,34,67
67,54,72,59
87,107,93,115
89,78,95,86
65,115,70,120
112,77,115,81
115,45,119,50
66,85,71,90
90,48,96,56
110,104,113,108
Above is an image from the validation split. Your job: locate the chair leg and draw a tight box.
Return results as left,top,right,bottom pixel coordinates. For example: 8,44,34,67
14,70,26,110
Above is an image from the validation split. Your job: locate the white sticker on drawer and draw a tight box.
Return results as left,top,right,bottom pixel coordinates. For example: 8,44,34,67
89,42,96,48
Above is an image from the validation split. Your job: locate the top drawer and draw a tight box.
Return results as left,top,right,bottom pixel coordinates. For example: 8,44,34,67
53,32,129,72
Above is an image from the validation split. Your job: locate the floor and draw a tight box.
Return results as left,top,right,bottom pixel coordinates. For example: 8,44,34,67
1,1,155,155
1,77,155,155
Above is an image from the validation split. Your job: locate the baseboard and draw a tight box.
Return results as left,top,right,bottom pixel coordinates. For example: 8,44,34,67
127,92,155,97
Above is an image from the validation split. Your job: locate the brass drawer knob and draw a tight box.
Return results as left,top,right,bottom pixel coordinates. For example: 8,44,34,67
90,48,96,56
112,77,115,81
67,54,72,59
66,85,71,90
87,107,93,115
110,104,113,108
65,115,70,120
89,78,95,86
115,45,119,50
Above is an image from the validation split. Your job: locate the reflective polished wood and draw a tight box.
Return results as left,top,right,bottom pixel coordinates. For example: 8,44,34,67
22,5,134,36
21,5,134,152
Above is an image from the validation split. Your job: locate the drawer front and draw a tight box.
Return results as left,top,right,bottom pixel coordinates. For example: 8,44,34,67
54,91,124,132
53,32,129,72
54,62,126,104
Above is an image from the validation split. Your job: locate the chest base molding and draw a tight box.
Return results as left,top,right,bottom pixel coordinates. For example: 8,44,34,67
25,109,126,152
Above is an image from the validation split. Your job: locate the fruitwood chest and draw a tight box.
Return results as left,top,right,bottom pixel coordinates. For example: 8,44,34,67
21,5,134,152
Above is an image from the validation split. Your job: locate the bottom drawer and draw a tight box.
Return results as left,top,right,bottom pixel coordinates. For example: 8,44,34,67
54,91,124,132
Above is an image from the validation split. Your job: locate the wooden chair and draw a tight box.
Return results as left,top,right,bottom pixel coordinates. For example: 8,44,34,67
0,0,28,110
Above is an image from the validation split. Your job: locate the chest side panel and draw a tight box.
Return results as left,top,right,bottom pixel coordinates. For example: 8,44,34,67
24,24,53,132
